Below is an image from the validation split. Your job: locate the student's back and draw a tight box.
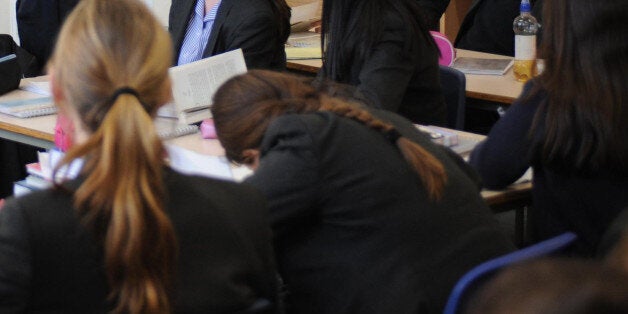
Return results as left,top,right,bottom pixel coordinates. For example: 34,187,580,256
319,0,446,125
211,70,514,314
0,170,277,313
0,1,279,312
469,0,628,255
252,110,512,314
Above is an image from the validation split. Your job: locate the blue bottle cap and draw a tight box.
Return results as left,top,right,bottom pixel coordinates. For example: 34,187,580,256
520,0,531,12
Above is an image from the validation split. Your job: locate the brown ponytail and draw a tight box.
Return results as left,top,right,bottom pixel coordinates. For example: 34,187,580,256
49,0,176,313
318,97,447,200
213,70,447,200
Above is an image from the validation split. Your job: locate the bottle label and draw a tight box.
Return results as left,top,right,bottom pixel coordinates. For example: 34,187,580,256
515,35,536,60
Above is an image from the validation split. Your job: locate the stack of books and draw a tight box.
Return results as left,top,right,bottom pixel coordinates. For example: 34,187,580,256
13,152,54,196
13,150,82,196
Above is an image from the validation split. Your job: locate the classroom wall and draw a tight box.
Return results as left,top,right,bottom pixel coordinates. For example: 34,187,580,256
0,0,171,45
0,0,19,43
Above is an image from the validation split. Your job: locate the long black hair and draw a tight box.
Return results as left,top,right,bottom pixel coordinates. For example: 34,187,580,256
270,0,291,42
320,0,435,82
528,0,628,175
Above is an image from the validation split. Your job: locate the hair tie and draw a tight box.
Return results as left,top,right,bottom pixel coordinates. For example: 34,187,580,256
384,128,402,143
107,87,150,112
109,87,139,102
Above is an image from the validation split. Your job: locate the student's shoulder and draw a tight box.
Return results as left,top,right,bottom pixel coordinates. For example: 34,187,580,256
224,0,275,18
165,167,262,199
266,112,346,138
1,184,78,233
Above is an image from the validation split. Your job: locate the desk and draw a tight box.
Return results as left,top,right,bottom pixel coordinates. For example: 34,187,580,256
0,110,531,215
0,114,56,150
452,128,532,210
0,113,226,156
286,49,525,104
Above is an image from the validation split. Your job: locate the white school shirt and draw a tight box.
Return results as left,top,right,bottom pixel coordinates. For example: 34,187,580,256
177,0,222,66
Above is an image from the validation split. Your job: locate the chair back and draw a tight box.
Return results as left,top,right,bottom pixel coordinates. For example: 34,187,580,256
430,31,455,66
439,65,466,130
443,232,578,314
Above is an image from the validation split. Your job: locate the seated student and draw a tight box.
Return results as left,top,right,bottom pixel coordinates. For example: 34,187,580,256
465,259,628,314
469,0,628,255
211,70,514,314
0,0,279,312
319,0,447,126
454,0,543,56
415,0,451,31
169,0,290,70
16,0,80,76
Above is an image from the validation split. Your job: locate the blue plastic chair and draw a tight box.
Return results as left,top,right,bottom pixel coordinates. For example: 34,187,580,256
443,232,578,314
439,65,466,130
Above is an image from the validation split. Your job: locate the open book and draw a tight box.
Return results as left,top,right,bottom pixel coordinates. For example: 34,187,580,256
161,49,248,124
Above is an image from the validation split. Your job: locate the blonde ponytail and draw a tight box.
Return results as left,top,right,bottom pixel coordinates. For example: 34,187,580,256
49,0,177,312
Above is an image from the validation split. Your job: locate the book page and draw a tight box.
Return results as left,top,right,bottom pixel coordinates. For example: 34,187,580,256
290,1,320,25
169,49,247,114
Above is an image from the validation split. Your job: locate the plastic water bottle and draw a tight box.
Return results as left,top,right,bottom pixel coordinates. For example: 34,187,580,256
513,0,539,82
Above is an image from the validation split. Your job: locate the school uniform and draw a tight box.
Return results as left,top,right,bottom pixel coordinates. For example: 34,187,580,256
246,109,514,314
469,80,628,255
321,10,447,126
169,0,288,70
0,168,279,313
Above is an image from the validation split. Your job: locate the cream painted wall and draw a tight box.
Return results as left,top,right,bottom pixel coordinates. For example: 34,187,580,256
0,0,172,45
0,0,19,43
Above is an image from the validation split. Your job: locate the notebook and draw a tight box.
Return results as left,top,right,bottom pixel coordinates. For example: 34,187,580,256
154,119,199,139
0,88,55,118
286,32,321,60
452,57,514,75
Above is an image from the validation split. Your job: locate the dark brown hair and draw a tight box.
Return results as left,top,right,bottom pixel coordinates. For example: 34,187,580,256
466,259,628,314
49,0,176,312
529,0,628,175
320,0,435,82
211,70,447,200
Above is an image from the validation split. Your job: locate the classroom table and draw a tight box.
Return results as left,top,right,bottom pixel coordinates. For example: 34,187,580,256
0,114,56,150
286,49,525,105
0,109,531,215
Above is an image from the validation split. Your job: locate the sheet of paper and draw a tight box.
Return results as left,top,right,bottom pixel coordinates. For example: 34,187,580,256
165,144,234,181
290,1,320,25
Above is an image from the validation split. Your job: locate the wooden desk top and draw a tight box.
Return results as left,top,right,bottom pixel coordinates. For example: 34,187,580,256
459,50,524,104
286,49,525,104
0,114,56,142
1,92,530,209
0,113,227,156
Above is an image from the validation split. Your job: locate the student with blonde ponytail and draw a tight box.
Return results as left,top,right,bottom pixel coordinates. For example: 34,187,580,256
212,70,514,314
0,1,279,313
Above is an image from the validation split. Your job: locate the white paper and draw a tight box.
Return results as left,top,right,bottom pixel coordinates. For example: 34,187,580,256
165,144,234,181
290,1,320,25
169,49,247,123
49,148,83,180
